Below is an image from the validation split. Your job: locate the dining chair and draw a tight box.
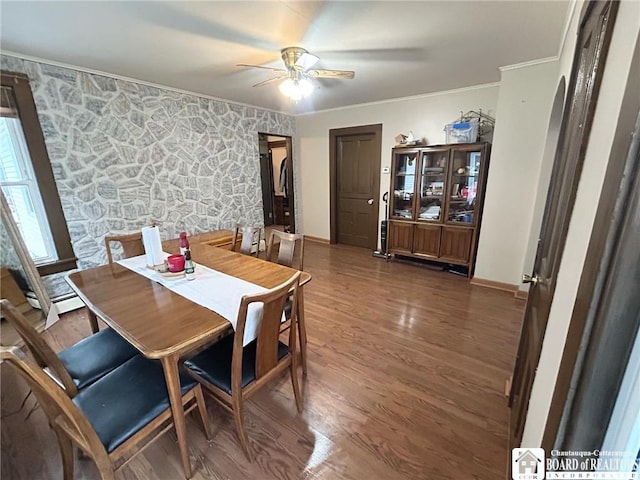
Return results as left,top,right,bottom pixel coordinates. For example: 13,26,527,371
265,229,308,374
182,270,302,461
0,346,210,480
101,232,146,333
230,226,261,257
266,229,305,270
0,299,139,397
104,232,144,265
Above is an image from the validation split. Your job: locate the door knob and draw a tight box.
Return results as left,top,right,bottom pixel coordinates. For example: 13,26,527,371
522,274,539,285
367,198,374,205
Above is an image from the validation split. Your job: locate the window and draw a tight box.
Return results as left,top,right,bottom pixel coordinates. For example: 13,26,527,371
1,73,76,275
0,110,57,262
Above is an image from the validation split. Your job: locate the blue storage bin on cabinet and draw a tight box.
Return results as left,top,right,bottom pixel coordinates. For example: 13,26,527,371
444,120,479,144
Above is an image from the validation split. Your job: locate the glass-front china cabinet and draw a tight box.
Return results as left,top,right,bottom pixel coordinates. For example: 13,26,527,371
388,143,490,277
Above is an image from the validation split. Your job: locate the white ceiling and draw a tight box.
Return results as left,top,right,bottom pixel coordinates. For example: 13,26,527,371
0,1,570,115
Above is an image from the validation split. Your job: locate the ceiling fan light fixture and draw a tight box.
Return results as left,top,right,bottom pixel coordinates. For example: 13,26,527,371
295,52,319,70
239,46,354,99
279,77,314,101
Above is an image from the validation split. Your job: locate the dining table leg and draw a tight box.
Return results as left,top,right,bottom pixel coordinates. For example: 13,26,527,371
297,285,308,376
87,309,99,334
161,355,192,479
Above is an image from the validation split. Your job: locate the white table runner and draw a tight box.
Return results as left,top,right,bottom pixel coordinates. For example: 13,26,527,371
118,254,269,346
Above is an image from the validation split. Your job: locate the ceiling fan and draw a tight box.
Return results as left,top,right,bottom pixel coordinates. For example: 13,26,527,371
237,46,355,100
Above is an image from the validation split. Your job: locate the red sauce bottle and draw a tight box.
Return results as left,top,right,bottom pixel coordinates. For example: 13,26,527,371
179,231,190,255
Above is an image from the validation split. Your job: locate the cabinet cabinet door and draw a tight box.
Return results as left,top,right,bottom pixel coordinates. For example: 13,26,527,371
390,150,419,220
446,146,484,225
413,224,441,257
417,149,448,223
388,221,413,253
439,227,473,264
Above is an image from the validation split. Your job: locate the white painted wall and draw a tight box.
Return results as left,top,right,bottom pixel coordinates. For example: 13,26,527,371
519,78,566,292
521,0,640,447
474,61,559,285
295,85,499,239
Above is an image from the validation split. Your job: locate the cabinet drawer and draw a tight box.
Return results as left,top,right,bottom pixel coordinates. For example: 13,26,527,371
388,221,413,253
439,227,473,264
413,224,440,257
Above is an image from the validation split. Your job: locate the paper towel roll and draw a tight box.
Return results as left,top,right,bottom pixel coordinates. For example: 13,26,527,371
141,225,164,267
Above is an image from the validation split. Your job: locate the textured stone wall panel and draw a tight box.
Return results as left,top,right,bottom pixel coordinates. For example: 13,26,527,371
1,55,295,297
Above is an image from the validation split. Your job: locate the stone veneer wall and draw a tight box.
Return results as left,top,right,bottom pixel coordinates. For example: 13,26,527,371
0,55,295,297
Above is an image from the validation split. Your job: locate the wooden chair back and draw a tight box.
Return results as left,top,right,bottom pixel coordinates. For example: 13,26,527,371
234,271,301,382
231,226,261,257
266,230,305,270
0,299,77,395
0,346,112,472
181,271,301,461
104,232,144,265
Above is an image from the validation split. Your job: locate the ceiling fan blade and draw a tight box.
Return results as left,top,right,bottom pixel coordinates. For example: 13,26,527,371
307,69,355,79
237,64,287,74
252,76,288,88
295,52,319,71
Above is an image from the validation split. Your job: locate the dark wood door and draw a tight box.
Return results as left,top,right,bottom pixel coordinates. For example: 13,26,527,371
333,127,382,248
508,0,618,450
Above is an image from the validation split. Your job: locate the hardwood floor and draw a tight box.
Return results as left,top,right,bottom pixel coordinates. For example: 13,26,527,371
1,242,524,479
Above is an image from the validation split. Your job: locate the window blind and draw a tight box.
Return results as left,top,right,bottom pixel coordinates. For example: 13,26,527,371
0,86,18,118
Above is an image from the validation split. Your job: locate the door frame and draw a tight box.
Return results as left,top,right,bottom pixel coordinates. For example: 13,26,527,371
258,133,295,233
541,32,640,451
258,133,274,227
329,124,382,246
508,0,618,449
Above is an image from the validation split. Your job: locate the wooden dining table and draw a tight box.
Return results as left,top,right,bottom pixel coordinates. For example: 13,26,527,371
66,242,311,478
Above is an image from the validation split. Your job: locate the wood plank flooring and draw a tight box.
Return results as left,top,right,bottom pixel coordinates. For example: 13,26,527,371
1,242,524,479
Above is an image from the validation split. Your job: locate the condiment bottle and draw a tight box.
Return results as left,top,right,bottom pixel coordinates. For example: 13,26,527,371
179,231,190,256
184,249,195,281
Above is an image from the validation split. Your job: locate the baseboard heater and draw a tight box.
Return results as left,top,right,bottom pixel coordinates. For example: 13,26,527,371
26,292,85,315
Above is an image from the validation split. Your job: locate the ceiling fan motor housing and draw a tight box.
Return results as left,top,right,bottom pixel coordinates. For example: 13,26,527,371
281,46,309,70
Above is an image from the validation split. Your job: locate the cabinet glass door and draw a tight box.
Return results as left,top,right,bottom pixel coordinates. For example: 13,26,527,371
446,148,483,224
391,151,418,219
418,149,448,222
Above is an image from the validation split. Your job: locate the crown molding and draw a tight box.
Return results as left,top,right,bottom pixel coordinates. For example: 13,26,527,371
294,82,501,117
499,56,559,72
558,0,579,59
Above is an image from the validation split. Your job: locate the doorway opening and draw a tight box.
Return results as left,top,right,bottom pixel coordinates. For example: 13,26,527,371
258,133,295,233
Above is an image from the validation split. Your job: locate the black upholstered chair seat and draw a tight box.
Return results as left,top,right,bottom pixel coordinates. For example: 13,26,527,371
57,327,139,390
184,335,289,394
73,355,197,453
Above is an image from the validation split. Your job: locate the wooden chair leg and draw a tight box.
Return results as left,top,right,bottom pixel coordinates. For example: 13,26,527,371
297,291,308,375
298,324,307,375
54,428,74,480
290,360,303,413
193,385,211,440
231,395,252,462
